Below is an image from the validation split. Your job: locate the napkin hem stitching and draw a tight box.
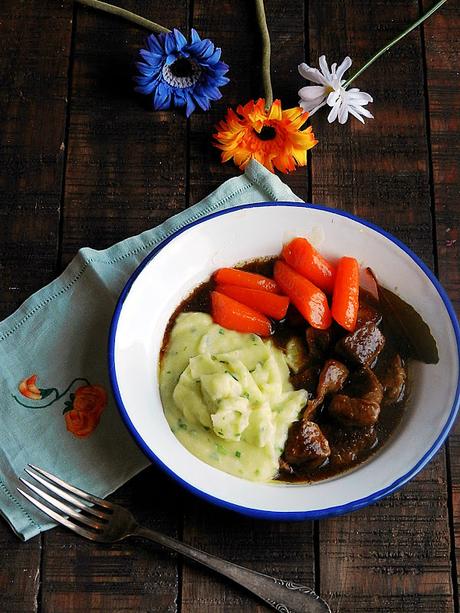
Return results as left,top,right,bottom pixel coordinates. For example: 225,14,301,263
0,183,256,342
0,478,41,530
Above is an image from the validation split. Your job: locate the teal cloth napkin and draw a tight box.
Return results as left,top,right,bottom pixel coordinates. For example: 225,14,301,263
0,161,303,540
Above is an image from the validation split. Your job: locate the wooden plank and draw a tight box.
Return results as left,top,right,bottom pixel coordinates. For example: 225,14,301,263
421,0,460,604
41,1,188,611
182,2,314,611
189,0,309,205
308,1,454,611
0,0,73,611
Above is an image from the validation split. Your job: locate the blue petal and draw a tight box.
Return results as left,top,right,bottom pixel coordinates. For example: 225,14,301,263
185,93,196,117
173,90,186,107
165,53,177,65
192,89,211,111
146,33,165,55
135,62,158,76
173,28,187,51
134,80,157,95
134,75,156,86
190,29,201,44
139,49,163,67
153,82,172,110
206,48,222,65
164,32,178,56
188,39,213,59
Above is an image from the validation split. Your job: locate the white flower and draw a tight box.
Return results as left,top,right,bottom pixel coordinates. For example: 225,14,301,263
298,55,374,124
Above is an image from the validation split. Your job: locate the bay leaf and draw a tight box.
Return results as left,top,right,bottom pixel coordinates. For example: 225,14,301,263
366,268,439,364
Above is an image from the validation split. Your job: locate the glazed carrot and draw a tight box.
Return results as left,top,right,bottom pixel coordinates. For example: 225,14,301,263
281,237,336,294
274,260,332,330
216,284,289,320
331,257,360,331
214,268,280,294
211,291,273,336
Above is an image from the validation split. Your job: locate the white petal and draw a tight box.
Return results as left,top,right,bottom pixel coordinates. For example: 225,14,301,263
335,56,352,81
326,90,340,106
298,85,327,100
327,101,340,123
338,104,349,124
330,62,337,75
347,90,373,103
350,104,374,119
298,63,329,86
348,107,366,124
305,100,327,116
319,55,332,81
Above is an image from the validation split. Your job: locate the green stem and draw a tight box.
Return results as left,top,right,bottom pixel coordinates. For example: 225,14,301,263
13,378,91,409
344,0,448,88
254,0,273,109
75,0,171,34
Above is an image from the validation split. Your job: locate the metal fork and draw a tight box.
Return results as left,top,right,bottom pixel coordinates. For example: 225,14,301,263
18,464,330,613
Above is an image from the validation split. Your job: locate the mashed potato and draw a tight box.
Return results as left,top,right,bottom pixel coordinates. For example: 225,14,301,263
159,312,307,481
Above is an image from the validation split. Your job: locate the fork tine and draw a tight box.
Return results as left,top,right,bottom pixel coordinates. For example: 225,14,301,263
24,468,108,520
28,464,112,509
19,478,104,530
17,488,100,541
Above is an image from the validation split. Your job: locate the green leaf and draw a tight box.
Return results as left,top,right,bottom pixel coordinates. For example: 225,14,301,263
39,388,55,399
69,393,75,401
367,268,439,364
62,402,73,415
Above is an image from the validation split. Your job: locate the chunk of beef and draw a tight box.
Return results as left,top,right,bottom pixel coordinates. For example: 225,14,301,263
302,359,349,421
283,421,330,469
336,322,385,367
356,300,381,327
324,425,378,466
328,367,383,427
306,327,333,362
329,396,380,427
380,354,406,405
317,359,350,398
291,366,320,394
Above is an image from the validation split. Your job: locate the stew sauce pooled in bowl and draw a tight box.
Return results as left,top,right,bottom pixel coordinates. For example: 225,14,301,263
159,237,438,483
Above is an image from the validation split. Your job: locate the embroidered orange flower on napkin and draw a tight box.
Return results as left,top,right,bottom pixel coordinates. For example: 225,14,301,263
64,385,107,438
14,376,107,439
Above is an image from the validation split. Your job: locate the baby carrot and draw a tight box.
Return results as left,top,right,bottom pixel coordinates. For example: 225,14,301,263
331,256,360,331
274,260,332,330
216,284,289,320
211,291,273,337
281,237,336,294
213,268,280,293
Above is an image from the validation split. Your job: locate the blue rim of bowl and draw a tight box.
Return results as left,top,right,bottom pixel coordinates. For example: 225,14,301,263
108,201,460,520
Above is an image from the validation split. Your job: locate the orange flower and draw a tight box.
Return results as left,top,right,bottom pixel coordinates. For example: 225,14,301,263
18,375,42,400
65,385,107,438
213,98,318,173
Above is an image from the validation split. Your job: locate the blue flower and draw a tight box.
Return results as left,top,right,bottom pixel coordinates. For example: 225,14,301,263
134,28,229,117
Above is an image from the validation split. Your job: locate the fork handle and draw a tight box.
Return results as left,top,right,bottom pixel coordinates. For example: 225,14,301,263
134,526,330,613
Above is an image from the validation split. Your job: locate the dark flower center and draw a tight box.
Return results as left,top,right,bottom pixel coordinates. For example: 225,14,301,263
256,126,277,141
170,58,195,78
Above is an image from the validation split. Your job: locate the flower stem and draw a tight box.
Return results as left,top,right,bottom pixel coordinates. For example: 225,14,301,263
75,0,171,34
344,0,448,88
254,0,273,109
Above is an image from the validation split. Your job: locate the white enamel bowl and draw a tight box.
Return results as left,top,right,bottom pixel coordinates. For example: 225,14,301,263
109,202,460,519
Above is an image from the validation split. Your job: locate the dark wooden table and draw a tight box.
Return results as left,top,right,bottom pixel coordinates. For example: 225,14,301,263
1,1,459,611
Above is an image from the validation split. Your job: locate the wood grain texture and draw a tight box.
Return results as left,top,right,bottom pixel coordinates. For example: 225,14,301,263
182,2,314,612
422,0,460,604
59,0,189,265
188,0,309,205
0,1,73,611
40,1,189,611
308,0,454,611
